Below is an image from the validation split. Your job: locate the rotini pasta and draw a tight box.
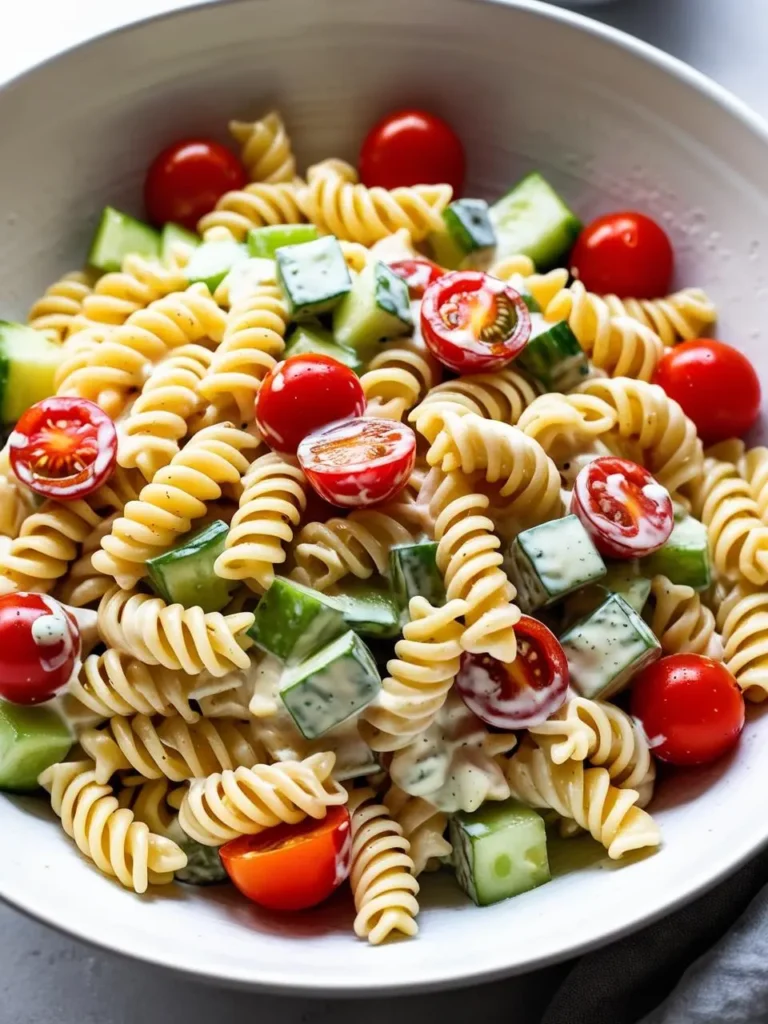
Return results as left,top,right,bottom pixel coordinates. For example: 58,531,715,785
27,270,93,341
648,575,719,656
360,336,440,421
516,393,618,463
117,776,178,837
72,255,187,331
601,287,717,346
197,182,303,242
383,785,451,876
716,583,768,702
229,111,297,183
738,445,768,522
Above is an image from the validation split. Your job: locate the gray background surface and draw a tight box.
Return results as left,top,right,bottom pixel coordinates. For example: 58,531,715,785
2,0,767,1020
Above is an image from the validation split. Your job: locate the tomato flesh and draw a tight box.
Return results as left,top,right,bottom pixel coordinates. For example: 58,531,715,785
631,654,744,766
0,594,81,705
389,258,445,299
653,339,761,445
9,397,117,501
254,354,366,454
144,139,247,230
297,416,416,509
421,271,531,374
456,616,569,729
359,109,465,193
219,805,351,912
571,456,673,559
570,211,674,299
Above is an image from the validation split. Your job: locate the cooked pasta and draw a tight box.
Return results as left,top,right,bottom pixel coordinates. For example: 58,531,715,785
117,777,178,837
197,182,303,242
229,111,297,183
360,336,440,421
601,287,717,346
716,583,768,701
516,393,618,462
648,575,718,656
383,786,451,876
27,270,93,341
738,445,768,521
72,255,187,331
0,469,35,539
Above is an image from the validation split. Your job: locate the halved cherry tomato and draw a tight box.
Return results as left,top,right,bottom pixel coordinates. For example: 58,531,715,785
570,211,674,299
631,654,744,766
9,397,117,501
144,139,247,230
359,109,465,193
389,258,445,299
297,416,416,509
219,805,351,912
0,594,81,705
653,339,761,445
455,616,569,729
421,271,531,374
571,456,673,559
254,354,366,455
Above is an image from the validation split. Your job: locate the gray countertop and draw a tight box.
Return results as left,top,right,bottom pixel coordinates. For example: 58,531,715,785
2,0,767,1020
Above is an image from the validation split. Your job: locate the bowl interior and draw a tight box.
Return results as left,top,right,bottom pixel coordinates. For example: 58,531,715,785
2,0,768,994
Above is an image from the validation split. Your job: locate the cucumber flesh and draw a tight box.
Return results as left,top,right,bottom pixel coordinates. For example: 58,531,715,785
0,701,72,792
284,322,364,373
177,841,227,883
488,173,582,271
431,198,496,269
248,224,319,259
248,576,346,663
565,561,652,624
642,514,710,590
88,207,161,273
389,542,446,612
517,313,590,392
277,236,352,318
331,582,401,638
219,258,277,307
184,240,248,292
332,260,412,361
161,223,200,266
0,322,64,423
146,520,233,613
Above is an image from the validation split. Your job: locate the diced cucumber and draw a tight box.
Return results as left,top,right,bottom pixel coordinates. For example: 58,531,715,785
0,323,64,423
279,630,381,740
276,236,351,318
559,593,661,700
521,292,542,314
248,224,319,259
284,322,364,374
450,798,550,907
488,173,582,271
219,257,277,306
506,515,606,613
248,576,346,663
161,223,200,266
332,260,412,361
184,239,248,292
517,313,590,392
88,207,161,273
177,842,227,884
0,701,72,792
146,521,233,613
389,542,446,612
566,561,653,625
642,514,710,590
331,582,401,639
430,199,496,269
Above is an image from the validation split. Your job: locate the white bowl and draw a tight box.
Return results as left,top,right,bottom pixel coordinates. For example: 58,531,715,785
2,0,768,996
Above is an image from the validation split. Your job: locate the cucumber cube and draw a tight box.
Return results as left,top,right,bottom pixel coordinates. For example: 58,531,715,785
332,582,401,638
450,799,550,906
560,593,661,700
506,515,606,613
146,520,233,613
279,630,381,740
489,173,582,271
0,322,64,423
88,207,161,273
248,224,319,259
389,542,446,611
0,701,72,792
248,577,346,663
333,260,412,362
219,257,277,307
642,514,710,590
185,239,248,291
177,842,227,884
277,236,351,318
284,322,364,373
565,562,653,625
161,223,200,266
517,314,590,392
431,198,496,268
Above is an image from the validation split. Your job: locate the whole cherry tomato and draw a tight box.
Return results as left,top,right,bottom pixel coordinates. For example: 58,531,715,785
9,397,117,501
359,109,465,193
631,653,745,766
0,594,81,705
144,139,247,230
254,354,366,454
389,258,445,299
653,339,761,445
570,211,674,299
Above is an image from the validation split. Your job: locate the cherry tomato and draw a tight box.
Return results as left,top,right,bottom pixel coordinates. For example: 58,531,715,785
631,653,744,766
455,616,568,729
220,805,351,912
571,456,673,559
389,258,445,299
144,139,247,230
653,339,761,445
254,354,366,455
570,211,674,299
10,397,117,502
359,109,465,193
297,417,416,509
421,271,531,374
0,594,81,706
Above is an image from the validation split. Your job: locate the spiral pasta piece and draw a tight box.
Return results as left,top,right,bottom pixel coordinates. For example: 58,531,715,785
72,255,187,331
53,552,112,608
360,596,469,751
0,469,34,539
517,393,618,461
39,760,186,892
229,111,297,183
339,240,371,274
488,254,536,280
716,583,768,701
178,752,347,846
383,786,451,876
298,159,451,245
116,777,178,837
738,445,768,522
648,575,718,656
346,786,419,945
94,424,257,587
27,270,93,341
215,453,307,592
197,182,303,242
601,287,717,346
97,585,254,677
360,336,440,421
505,740,661,859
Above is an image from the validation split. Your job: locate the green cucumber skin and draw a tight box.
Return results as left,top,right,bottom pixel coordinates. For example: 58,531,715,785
248,577,346,663
332,584,401,638
444,199,496,255
517,315,589,392
248,224,319,258
389,543,446,611
332,260,412,358
146,520,232,613
284,323,364,373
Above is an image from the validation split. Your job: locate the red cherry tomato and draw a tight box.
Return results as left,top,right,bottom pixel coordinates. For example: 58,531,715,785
254,354,366,455
653,339,761,445
631,654,745,766
570,211,674,299
455,616,569,729
0,594,81,706
421,271,531,374
219,805,351,912
571,456,674,559
144,139,247,230
389,258,445,299
359,109,465,193
10,397,117,502
297,417,416,509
